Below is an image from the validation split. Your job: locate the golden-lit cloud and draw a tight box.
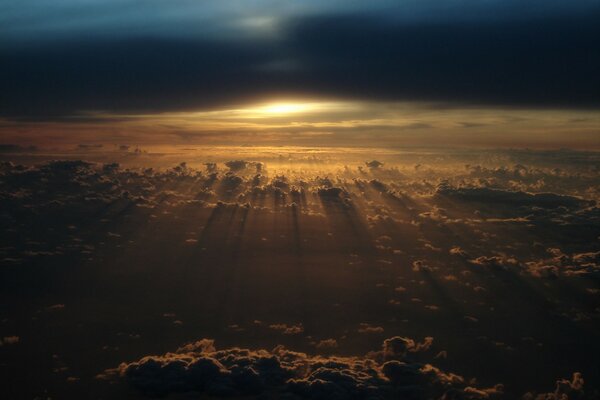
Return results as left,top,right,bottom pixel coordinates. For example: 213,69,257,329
1,100,598,150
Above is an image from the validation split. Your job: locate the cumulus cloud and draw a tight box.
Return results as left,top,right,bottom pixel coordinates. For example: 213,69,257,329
522,372,589,400
358,323,385,334
0,157,598,273
315,339,338,350
224,160,248,172
469,256,520,271
0,336,20,346
1,152,599,398
380,336,434,360
524,249,600,278
366,160,384,169
99,337,501,399
269,323,304,335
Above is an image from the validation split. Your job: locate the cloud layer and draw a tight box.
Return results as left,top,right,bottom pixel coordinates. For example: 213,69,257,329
1,148,598,398
1,2,599,119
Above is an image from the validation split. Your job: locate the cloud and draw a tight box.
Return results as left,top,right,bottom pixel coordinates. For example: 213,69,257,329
436,186,594,209
366,160,384,169
1,150,599,398
357,323,385,334
524,249,600,278
99,336,501,399
381,336,434,359
315,339,338,350
317,187,346,200
0,336,20,346
224,160,249,172
522,372,588,400
1,6,599,120
1,155,597,272
269,323,304,335
0,144,38,153
469,256,520,271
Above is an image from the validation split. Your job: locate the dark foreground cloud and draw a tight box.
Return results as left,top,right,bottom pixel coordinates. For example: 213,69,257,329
100,337,596,399
99,336,505,399
522,372,589,400
1,7,599,120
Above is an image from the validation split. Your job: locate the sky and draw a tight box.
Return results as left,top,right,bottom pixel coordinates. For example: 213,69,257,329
1,0,599,149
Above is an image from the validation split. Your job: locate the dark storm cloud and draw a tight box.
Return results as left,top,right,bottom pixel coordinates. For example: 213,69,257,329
283,13,600,107
1,5,599,120
0,38,279,119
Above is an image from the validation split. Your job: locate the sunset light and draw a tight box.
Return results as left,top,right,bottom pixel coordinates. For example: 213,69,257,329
259,102,313,115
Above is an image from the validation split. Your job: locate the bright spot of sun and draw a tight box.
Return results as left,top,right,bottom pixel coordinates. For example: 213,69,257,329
193,100,357,120
258,102,313,115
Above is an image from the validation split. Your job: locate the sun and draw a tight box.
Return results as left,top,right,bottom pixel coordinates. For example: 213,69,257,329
258,102,313,115
210,100,354,120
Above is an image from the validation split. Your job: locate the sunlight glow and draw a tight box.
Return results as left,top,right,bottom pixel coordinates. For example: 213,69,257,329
257,102,315,115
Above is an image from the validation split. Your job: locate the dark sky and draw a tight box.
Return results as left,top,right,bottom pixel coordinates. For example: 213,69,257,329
1,0,599,121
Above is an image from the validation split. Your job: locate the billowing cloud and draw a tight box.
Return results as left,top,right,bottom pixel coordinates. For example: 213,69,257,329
1,2,599,120
99,336,502,399
522,372,589,400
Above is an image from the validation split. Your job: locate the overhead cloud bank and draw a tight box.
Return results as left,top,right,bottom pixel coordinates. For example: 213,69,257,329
1,1,599,120
99,336,505,399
